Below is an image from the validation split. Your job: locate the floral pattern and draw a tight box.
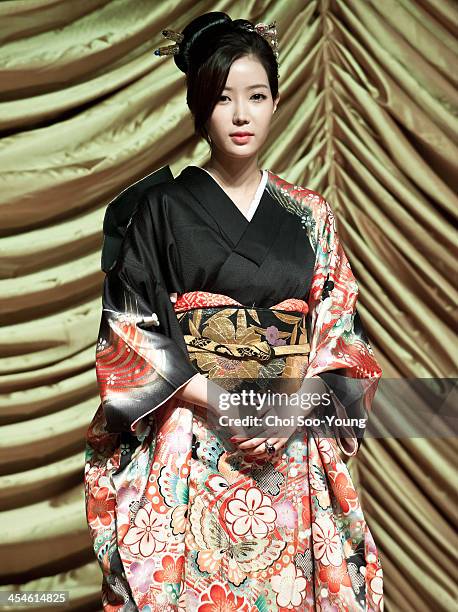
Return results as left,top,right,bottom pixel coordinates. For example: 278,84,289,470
123,505,167,557
85,172,383,610
177,304,308,385
225,487,277,538
85,299,383,610
271,564,308,608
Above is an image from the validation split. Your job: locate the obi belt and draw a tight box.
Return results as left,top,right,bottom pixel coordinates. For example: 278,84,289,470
175,291,310,395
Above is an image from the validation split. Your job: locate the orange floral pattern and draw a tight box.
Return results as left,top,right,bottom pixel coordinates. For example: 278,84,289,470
85,300,383,610
85,170,383,610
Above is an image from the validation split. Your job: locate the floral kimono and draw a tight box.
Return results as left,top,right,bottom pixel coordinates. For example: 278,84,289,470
84,165,383,611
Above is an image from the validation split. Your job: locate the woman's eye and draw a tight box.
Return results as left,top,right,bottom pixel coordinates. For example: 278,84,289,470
218,93,267,102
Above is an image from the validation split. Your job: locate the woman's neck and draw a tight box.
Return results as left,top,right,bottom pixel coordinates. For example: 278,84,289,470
202,155,262,191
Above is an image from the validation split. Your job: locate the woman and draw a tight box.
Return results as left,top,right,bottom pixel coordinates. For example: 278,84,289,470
85,12,383,611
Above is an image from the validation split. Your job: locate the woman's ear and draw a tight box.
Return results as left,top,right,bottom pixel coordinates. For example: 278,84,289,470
273,93,280,113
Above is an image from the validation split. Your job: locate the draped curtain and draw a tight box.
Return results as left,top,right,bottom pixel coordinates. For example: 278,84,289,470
0,1,456,610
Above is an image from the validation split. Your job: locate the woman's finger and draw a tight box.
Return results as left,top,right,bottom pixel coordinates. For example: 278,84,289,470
250,436,290,459
236,437,268,450
250,438,280,455
231,423,283,449
169,292,178,303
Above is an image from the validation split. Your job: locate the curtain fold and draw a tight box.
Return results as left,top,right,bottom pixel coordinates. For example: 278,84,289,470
1,1,456,610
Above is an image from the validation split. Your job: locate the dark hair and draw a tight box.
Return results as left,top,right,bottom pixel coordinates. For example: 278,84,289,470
174,12,279,144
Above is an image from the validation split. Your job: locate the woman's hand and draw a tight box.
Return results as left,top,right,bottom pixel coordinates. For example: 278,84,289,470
229,394,300,460
230,375,327,460
169,292,329,459
174,373,252,442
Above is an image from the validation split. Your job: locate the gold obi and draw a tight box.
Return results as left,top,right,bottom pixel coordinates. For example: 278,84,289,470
184,335,310,361
177,305,309,389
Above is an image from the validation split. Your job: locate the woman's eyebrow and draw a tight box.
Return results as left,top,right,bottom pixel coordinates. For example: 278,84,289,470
223,84,269,90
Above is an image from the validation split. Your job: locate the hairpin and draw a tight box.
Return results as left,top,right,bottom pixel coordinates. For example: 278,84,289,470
250,21,279,61
154,29,184,56
154,20,279,62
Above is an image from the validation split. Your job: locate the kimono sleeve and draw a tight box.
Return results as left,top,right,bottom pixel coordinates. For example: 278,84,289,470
95,188,199,434
305,198,382,458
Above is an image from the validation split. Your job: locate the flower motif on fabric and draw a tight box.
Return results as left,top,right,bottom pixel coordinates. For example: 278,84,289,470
318,562,353,595
123,504,167,557
328,469,359,515
86,486,116,527
365,557,384,609
178,588,200,611
191,309,263,379
119,442,130,456
317,438,336,465
265,325,287,346
300,208,316,236
312,514,343,566
128,558,156,593
153,554,185,583
270,563,307,608
197,582,250,612
272,499,298,529
84,464,106,488
189,494,285,584
369,566,384,609
225,486,276,538
117,484,139,516
316,595,342,611
166,427,192,453
96,338,107,352
330,313,354,338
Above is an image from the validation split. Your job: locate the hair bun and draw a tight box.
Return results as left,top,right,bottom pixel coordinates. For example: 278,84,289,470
174,11,232,73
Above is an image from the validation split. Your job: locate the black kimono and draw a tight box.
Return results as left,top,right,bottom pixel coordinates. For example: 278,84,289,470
84,165,384,611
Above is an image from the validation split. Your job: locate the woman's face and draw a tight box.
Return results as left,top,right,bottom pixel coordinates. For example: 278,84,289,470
205,54,279,159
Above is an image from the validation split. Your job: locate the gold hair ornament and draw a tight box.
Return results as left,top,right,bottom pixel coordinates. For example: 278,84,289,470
154,21,279,63
247,21,279,62
154,29,184,56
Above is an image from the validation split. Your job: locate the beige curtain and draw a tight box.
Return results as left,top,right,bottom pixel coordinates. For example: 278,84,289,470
0,0,456,610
